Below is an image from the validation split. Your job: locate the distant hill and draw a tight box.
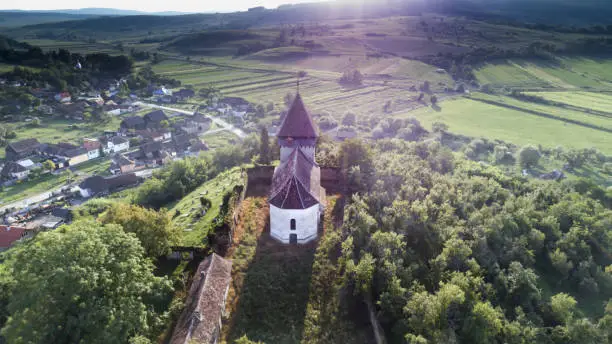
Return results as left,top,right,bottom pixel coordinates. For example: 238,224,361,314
0,8,192,29
1,8,193,16
2,0,610,38
438,0,612,25
0,11,97,28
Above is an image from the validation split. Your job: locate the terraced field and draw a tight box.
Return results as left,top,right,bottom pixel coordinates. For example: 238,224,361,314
475,58,612,90
524,91,612,114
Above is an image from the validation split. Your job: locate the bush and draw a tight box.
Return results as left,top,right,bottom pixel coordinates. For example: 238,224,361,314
342,112,356,126
494,145,515,164
432,121,448,133
318,116,338,130
518,145,541,168
603,162,612,174
339,70,364,86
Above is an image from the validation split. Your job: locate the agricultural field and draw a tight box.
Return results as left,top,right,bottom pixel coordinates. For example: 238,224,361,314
524,91,612,114
170,167,244,247
475,57,612,90
395,96,612,154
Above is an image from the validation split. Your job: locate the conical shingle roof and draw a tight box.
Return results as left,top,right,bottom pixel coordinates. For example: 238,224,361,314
269,148,321,209
277,93,318,139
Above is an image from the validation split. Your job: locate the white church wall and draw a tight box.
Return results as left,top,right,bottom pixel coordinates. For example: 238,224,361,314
270,204,319,244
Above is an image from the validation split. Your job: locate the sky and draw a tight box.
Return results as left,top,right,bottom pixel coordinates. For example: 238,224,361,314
0,0,331,13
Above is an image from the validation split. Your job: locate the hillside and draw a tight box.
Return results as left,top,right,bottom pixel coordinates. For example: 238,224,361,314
0,11,97,28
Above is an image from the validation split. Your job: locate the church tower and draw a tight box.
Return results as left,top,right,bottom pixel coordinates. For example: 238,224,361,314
268,93,324,244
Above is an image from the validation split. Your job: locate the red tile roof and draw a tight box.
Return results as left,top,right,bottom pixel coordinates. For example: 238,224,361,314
269,148,321,209
277,93,318,139
0,226,27,248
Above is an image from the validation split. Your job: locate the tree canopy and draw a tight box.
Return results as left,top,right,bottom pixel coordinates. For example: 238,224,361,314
335,138,612,344
98,203,180,257
0,221,172,344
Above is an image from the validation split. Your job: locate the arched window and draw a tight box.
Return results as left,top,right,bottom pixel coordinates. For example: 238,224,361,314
290,219,296,230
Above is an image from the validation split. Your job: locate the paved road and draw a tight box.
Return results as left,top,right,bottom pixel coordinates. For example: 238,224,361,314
138,102,247,139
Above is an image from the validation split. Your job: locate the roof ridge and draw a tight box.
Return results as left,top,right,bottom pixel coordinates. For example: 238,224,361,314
185,254,216,344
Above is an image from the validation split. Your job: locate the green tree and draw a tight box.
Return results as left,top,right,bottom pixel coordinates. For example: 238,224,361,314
284,92,294,107
342,112,356,126
518,145,541,168
1,221,171,344
30,118,41,127
235,335,264,344
256,104,265,118
432,121,448,133
259,126,270,165
98,204,179,257
42,160,55,171
551,293,577,324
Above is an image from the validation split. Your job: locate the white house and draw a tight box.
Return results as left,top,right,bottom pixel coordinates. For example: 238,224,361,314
104,136,130,154
87,148,100,160
1,162,30,181
268,93,324,244
54,92,71,103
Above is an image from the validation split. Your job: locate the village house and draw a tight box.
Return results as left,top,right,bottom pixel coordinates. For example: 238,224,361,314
63,148,89,166
153,86,172,97
120,116,146,131
5,138,41,161
1,162,30,181
172,134,197,155
0,226,34,251
104,104,121,116
139,141,172,165
143,110,168,129
109,154,143,175
187,140,209,156
269,93,325,244
102,136,130,154
176,114,212,135
78,173,140,198
221,97,250,112
83,139,101,160
54,92,71,103
174,88,195,101
169,253,232,344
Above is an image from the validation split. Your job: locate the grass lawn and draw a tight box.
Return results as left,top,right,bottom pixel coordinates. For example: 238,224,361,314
1,117,122,159
170,167,244,247
395,97,612,154
204,130,241,150
0,172,69,205
0,158,112,205
471,93,612,130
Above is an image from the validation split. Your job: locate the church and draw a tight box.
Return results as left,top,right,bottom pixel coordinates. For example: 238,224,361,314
268,93,325,244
